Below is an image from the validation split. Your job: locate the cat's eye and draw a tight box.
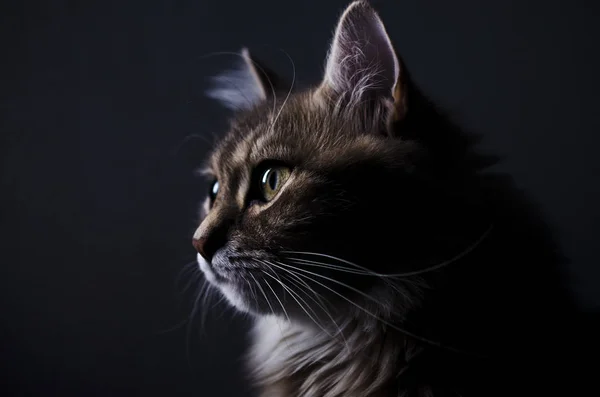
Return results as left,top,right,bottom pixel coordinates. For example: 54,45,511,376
209,180,219,202
260,166,291,201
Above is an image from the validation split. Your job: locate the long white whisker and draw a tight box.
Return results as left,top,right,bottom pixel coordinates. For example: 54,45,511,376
262,271,333,337
266,259,350,341
261,273,291,322
240,273,258,312
287,257,374,275
282,223,493,278
264,260,335,309
277,273,339,329
277,261,385,306
249,272,278,318
274,266,350,350
283,251,384,275
265,259,350,343
276,262,481,356
285,258,411,302
248,268,295,355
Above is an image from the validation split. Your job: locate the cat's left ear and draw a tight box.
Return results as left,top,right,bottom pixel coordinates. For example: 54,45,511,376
316,1,407,123
207,48,281,111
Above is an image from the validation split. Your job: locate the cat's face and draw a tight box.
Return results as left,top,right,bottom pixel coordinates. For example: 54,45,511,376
194,1,476,328
197,95,420,319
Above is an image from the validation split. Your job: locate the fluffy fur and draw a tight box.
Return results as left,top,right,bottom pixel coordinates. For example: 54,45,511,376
193,2,598,396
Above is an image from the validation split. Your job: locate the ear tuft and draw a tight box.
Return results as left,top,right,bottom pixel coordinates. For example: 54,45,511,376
206,48,279,111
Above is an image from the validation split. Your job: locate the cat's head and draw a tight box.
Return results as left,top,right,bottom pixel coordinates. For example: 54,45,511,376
194,1,485,330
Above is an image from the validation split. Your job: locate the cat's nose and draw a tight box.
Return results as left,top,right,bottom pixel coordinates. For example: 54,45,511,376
192,237,210,260
193,236,223,262
193,226,228,261
193,209,234,261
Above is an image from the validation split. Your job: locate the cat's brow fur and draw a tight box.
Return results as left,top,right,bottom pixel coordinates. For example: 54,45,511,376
194,2,599,396
209,91,412,183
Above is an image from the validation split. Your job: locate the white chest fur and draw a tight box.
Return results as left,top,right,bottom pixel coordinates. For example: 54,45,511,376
248,316,401,397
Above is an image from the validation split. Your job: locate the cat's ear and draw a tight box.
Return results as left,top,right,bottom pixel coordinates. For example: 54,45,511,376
316,1,406,121
207,48,280,111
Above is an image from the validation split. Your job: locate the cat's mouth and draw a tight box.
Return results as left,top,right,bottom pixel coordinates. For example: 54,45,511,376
197,249,282,314
197,249,267,284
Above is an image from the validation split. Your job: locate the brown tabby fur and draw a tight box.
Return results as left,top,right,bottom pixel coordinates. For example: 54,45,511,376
194,2,598,396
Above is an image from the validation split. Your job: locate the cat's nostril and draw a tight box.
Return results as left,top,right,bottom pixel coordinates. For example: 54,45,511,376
193,234,226,261
193,217,232,261
192,237,209,260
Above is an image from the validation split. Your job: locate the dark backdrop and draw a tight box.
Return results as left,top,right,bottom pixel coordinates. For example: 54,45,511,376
1,1,599,396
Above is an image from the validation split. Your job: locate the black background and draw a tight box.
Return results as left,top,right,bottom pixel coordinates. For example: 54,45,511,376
1,1,599,396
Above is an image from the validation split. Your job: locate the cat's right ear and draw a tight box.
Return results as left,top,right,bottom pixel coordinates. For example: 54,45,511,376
206,48,280,111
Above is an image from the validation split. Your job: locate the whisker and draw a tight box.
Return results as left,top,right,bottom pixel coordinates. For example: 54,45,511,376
286,257,416,303
240,273,256,310
200,50,279,115
244,273,260,311
264,260,335,309
277,273,332,321
248,272,278,318
277,261,386,307
277,271,350,350
262,271,333,337
262,259,350,348
175,260,202,291
282,251,385,276
241,48,278,123
282,223,493,278
247,271,297,357
276,261,482,357
185,277,213,369
196,279,214,336
179,269,203,298
257,272,291,322
287,257,374,275
268,49,295,134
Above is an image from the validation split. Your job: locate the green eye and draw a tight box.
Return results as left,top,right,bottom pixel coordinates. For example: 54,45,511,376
260,166,291,201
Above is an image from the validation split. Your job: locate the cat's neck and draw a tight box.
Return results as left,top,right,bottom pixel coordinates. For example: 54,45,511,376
249,315,409,397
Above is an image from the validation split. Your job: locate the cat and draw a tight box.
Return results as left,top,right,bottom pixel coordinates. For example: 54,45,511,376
193,1,597,396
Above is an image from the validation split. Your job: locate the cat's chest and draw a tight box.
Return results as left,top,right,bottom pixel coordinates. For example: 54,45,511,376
249,316,327,380
248,316,402,397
